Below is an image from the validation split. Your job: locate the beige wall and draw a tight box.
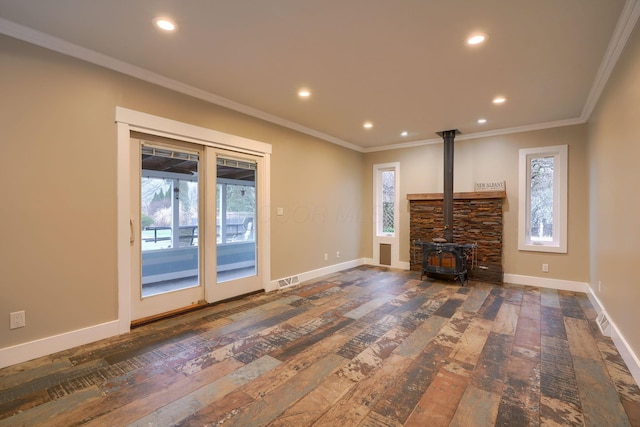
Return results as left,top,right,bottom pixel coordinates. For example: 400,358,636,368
269,133,365,279
587,23,640,357
1,37,119,348
363,124,590,282
0,35,364,348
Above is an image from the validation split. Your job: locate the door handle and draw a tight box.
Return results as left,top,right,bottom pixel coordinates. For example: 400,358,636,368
130,219,135,244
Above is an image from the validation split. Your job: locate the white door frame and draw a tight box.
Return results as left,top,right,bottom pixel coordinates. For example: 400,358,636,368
116,107,272,332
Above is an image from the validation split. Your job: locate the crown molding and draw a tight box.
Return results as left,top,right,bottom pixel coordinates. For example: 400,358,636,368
363,137,443,153
0,18,363,153
581,0,640,121
363,117,585,153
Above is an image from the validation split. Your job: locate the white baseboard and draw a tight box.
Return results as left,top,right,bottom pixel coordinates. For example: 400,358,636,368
0,320,122,369
586,287,640,387
504,274,640,388
270,258,411,291
363,258,410,271
270,258,369,290
611,323,640,388
396,261,411,270
503,273,589,292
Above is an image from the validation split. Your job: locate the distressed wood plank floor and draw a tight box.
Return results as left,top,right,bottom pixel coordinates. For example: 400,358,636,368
1,266,639,426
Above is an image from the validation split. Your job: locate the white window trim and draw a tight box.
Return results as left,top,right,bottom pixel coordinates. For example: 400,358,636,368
518,144,567,253
372,162,400,268
374,163,400,238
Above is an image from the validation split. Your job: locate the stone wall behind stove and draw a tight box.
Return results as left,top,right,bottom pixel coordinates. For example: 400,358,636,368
409,194,504,284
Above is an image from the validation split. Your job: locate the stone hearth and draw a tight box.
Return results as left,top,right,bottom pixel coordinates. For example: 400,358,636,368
408,191,506,284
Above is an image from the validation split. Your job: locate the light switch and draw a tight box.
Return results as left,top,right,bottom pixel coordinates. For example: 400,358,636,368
277,207,284,216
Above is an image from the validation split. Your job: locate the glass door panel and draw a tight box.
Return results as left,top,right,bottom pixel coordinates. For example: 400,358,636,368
131,140,203,321
203,148,263,304
140,172,199,297
216,159,257,283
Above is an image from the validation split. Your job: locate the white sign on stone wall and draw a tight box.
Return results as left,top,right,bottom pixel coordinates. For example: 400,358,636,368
474,181,505,192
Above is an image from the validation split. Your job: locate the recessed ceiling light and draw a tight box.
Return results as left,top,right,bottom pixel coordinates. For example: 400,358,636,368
401,131,408,137
492,96,507,104
363,122,373,129
153,17,177,32
467,33,487,45
477,118,487,124
298,89,311,98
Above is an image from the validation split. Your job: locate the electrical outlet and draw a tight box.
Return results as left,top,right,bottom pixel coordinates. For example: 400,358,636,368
324,253,328,261
10,311,25,329
598,280,602,292
542,263,549,273
336,251,340,258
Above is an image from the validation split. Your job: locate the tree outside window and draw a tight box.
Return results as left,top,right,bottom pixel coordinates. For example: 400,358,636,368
381,170,395,233
529,156,554,241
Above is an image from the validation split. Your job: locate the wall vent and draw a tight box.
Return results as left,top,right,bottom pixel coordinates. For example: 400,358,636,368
278,275,300,289
596,311,611,337
380,243,391,266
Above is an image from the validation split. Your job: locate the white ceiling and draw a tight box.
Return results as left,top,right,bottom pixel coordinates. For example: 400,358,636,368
1,0,638,151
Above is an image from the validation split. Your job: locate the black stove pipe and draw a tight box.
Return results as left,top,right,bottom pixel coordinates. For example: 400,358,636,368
436,129,460,243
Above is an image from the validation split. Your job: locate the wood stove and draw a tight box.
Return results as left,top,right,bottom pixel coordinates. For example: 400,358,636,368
419,129,476,285
417,240,476,285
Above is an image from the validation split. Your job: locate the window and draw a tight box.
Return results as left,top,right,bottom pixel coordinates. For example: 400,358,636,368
374,163,399,237
518,145,567,253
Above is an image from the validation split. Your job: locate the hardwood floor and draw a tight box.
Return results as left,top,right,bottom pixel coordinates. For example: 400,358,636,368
1,266,639,426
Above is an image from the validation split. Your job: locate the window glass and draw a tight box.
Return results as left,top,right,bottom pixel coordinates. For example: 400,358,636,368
529,156,554,243
216,160,257,283
178,180,199,247
139,146,200,297
381,170,395,233
374,164,398,237
141,177,173,251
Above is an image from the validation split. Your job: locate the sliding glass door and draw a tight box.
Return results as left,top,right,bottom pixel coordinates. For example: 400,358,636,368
130,137,265,320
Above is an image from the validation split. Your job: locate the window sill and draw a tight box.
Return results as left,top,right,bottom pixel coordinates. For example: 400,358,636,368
518,242,567,254
376,233,396,239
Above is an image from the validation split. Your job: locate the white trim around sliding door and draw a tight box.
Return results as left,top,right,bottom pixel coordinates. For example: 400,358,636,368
115,107,272,332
